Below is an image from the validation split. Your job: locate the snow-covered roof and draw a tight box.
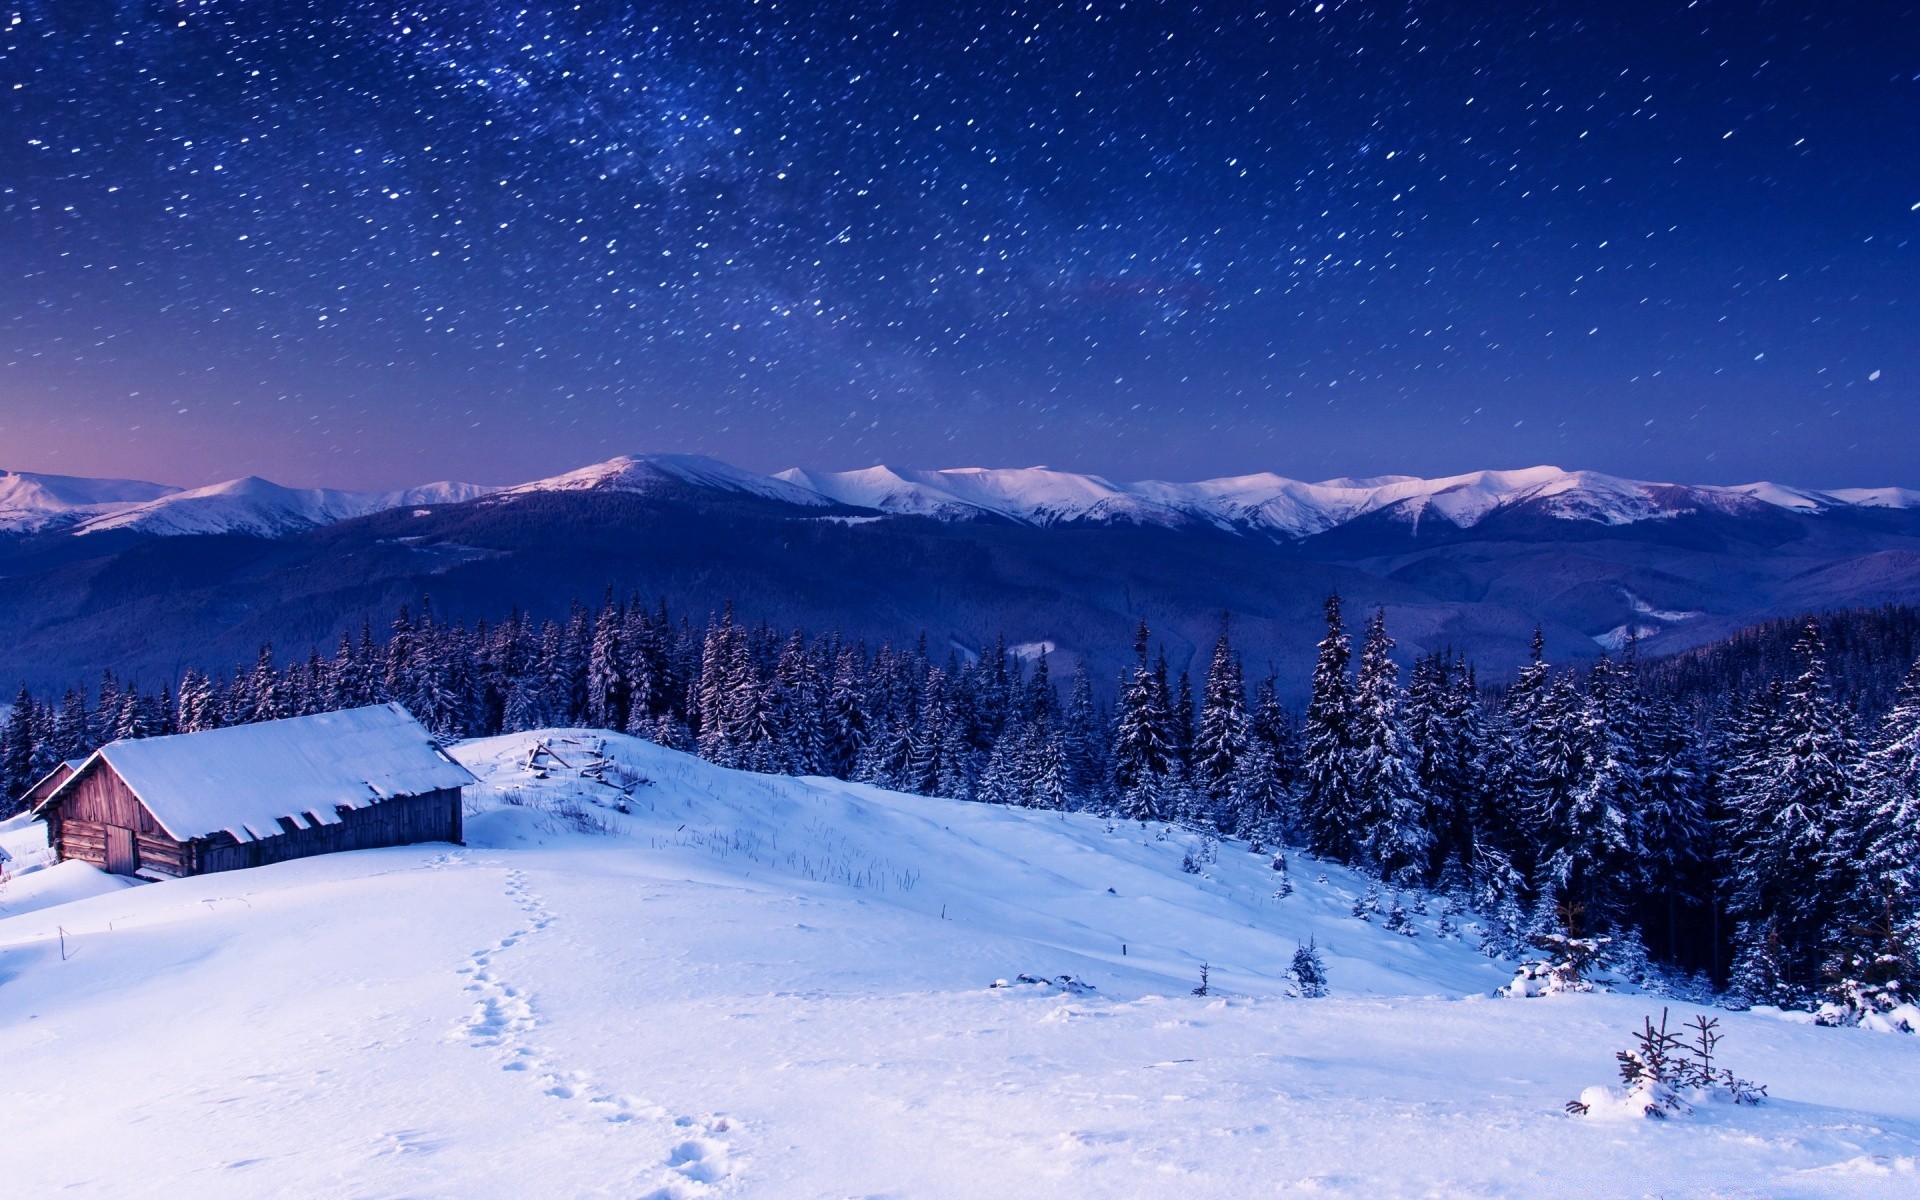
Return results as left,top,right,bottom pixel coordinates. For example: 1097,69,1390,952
46,703,475,844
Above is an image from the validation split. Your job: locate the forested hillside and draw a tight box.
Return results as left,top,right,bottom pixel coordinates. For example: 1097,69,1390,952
5,594,1916,1027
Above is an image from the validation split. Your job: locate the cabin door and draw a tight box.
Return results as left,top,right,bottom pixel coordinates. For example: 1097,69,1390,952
104,825,139,875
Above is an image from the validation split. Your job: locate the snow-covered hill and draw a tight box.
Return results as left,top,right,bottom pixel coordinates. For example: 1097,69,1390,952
71,476,496,538
0,469,179,533
7,454,1918,543
2,731,1915,1197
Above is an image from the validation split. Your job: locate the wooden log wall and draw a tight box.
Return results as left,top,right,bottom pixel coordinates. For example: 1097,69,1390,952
195,788,463,875
47,763,192,876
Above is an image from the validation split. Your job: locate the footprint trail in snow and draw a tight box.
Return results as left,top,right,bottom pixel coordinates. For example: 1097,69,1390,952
455,865,739,1196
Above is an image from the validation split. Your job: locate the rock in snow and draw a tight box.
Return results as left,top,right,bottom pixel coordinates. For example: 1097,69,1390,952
1,729,1916,1197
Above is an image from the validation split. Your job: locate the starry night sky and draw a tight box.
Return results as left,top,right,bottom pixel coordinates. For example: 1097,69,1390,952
3,1,1916,490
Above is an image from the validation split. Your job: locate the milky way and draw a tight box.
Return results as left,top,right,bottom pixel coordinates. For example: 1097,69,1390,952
2,1,1915,487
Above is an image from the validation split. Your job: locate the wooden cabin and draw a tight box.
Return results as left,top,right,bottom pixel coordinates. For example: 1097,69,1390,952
33,703,475,879
16,758,85,813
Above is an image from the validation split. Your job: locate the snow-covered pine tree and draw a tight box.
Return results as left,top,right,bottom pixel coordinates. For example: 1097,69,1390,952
53,687,91,758
0,687,38,805
822,642,871,779
585,598,628,732
1172,668,1196,775
1289,938,1330,997
1832,655,1920,973
1113,622,1175,820
1539,656,1640,932
1063,662,1109,809
770,631,827,775
1723,619,1860,999
1349,610,1432,884
1300,594,1363,862
1192,621,1248,832
1634,698,1708,962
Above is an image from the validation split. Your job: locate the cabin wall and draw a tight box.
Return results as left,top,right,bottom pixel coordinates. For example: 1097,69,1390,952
18,763,75,813
194,788,464,875
48,765,193,877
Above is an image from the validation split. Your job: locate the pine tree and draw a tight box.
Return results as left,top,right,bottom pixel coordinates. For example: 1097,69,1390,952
53,687,91,759
1288,938,1329,997
586,599,628,731
1348,610,1431,883
1723,620,1860,998
1540,657,1640,931
1063,662,1108,809
1838,656,1920,955
1301,595,1363,861
1,687,38,805
1192,621,1248,831
1113,622,1175,820
1634,698,1708,961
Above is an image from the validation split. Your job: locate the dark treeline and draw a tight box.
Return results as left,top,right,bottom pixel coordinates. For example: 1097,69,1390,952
1640,604,1920,722
2,592,1915,1015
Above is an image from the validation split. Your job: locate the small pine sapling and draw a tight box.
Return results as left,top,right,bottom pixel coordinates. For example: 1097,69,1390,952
1192,962,1211,996
1288,938,1329,998
1351,881,1383,921
1382,895,1418,937
1568,1008,1766,1118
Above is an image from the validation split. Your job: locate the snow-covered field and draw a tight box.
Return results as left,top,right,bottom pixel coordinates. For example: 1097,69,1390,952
2,731,1917,1198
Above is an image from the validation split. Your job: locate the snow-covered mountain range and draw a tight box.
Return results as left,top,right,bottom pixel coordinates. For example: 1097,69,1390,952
0,469,493,538
7,455,1917,541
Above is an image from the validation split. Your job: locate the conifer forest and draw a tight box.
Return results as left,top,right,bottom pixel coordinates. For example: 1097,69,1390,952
7,593,1916,1014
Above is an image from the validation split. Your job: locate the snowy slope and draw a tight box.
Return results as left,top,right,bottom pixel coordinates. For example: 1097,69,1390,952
2,730,1916,1198
72,476,495,538
0,469,178,533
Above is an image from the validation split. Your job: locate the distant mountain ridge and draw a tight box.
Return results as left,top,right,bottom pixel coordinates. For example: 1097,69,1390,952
7,454,1916,541
5,452,1920,697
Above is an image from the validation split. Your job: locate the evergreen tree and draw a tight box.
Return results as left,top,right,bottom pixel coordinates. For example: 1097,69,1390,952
1300,595,1363,861
1723,620,1860,999
1113,622,1175,820
1348,610,1431,883
1838,656,1920,954
1192,621,1248,831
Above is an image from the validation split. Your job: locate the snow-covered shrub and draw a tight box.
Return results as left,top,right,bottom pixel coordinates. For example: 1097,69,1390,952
1501,934,1605,997
1567,1009,1766,1119
1351,882,1382,921
1815,948,1920,1033
1382,896,1418,937
1288,938,1329,998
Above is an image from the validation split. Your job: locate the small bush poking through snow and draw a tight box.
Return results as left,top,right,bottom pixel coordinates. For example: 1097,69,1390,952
1567,1008,1767,1119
